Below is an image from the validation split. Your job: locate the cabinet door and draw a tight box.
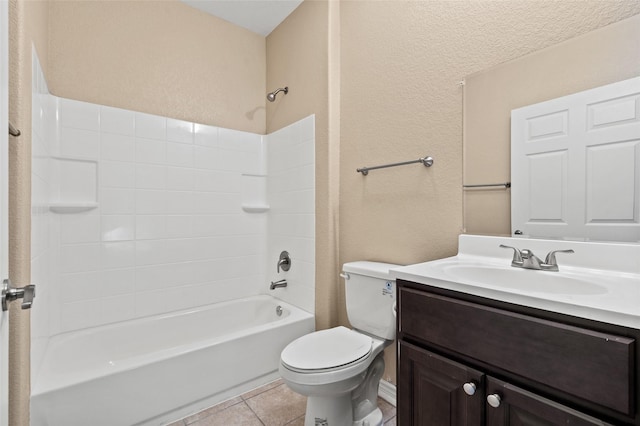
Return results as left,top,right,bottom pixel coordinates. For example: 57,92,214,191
399,341,484,426
485,377,611,426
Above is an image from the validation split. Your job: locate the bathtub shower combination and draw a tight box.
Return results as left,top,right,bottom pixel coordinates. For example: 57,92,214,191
30,56,315,425
31,297,314,425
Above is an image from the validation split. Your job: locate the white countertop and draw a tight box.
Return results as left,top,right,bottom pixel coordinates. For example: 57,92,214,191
391,235,640,329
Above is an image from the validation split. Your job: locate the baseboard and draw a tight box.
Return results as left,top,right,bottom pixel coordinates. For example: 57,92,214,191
378,379,396,407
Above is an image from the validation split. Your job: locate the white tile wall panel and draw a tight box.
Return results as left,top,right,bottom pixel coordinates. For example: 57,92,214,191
265,115,315,313
101,215,135,242
136,137,167,165
218,127,261,149
135,240,170,266
100,161,136,188
100,268,135,297
61,299,103,331
135,215,167,240
101,106,135,136
60,212,101,244
194,193,240,215
166,118,194,144
58,98,100,131
60,243,102,273
166,167,195,191
33,87,314,333
166,215,195,238
102,242,136,270
59,127,100,159
194,170,240,192
135,164,167,190
101,295,136,324
101,133,136,162
59,271,103,303
194,123,218,147
194,146,218,170
135,264,180,292
166,191,196,215
31,136,49,181
219,148,261,174
136,190,167,214
30,54,55,377
101,189,136,215
135,112,166,140
166,141,194,167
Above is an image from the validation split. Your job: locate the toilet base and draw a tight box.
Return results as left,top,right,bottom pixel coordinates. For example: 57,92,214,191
304,394,353,426
302,398,384,426
302,399,383,426
354,407,383,426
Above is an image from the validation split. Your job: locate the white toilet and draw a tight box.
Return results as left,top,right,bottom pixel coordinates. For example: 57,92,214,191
279,261,398,426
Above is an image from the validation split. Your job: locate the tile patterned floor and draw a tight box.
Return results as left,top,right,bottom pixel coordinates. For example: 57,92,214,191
168,379,397,426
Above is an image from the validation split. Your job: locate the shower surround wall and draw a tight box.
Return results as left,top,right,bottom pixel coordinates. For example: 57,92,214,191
30,57,315,383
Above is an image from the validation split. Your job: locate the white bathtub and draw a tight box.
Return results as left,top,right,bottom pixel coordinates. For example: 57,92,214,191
30,295,315,426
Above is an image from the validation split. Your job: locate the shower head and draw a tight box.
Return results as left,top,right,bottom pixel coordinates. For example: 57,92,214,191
267,87,288,102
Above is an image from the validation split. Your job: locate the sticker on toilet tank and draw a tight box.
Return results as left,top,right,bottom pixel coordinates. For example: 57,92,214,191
382,281,394,296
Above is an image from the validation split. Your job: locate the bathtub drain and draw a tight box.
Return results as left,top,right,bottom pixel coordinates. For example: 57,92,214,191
276,305,283,316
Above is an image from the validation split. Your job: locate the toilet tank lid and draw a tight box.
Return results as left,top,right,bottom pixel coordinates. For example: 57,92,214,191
342,261,401,280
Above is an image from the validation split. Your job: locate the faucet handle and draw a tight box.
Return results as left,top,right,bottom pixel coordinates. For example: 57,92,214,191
277,251,291,273
499,244,523,265
544,249,574,266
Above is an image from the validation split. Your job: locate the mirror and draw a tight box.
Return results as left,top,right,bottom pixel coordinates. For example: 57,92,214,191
462,15,640,242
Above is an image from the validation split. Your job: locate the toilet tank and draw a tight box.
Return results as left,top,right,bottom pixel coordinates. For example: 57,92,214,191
343,261,399,341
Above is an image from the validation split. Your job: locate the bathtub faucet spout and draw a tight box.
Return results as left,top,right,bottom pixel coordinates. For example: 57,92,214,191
270,279,288,290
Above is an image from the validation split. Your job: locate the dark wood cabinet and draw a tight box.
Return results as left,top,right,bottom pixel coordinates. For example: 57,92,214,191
399,341,484,425
485,377,611,426
397,280,638,426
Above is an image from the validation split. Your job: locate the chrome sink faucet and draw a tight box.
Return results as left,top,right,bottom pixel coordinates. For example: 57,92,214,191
500,245,574,272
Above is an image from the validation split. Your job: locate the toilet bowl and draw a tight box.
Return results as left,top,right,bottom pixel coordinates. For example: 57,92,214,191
279,261,398,426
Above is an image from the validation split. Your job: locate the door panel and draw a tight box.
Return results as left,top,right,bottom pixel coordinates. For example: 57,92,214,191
485,377,611,426
511,76,640,241
399,341,484,426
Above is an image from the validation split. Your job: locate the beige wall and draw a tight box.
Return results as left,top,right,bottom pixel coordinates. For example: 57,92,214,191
340,1,640,384
464,14,640,236
48,0,267,133
9,0,49,424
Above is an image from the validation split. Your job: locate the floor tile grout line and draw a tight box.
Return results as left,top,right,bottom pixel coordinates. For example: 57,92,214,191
243,399,267,426
182,396,246,425
241,381,285,402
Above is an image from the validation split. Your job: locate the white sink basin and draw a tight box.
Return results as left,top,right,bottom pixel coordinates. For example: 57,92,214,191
440,263,608,295
391,235,640,329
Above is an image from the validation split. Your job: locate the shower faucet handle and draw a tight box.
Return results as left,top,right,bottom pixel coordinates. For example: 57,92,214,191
277,251,291,273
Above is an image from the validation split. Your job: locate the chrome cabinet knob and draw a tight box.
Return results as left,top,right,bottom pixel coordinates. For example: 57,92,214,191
487,393,501,408
462,382,476,396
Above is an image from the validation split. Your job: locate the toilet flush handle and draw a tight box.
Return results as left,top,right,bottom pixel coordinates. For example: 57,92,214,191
340,272,350,280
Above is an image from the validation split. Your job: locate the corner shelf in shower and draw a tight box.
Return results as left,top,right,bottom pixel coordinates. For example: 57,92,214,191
49,156,98,214
49,202,98,214
241,173,269,213
241,204,270,213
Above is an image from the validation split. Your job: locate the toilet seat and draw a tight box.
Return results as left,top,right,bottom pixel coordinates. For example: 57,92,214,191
281,326,373,373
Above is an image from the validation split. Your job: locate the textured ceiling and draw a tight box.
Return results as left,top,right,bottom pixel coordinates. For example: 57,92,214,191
181,0,303,36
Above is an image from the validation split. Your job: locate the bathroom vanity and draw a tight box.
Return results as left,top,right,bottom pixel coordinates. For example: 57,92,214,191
393,235,640,426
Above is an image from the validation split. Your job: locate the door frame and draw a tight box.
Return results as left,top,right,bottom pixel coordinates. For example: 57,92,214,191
1,0,11,424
